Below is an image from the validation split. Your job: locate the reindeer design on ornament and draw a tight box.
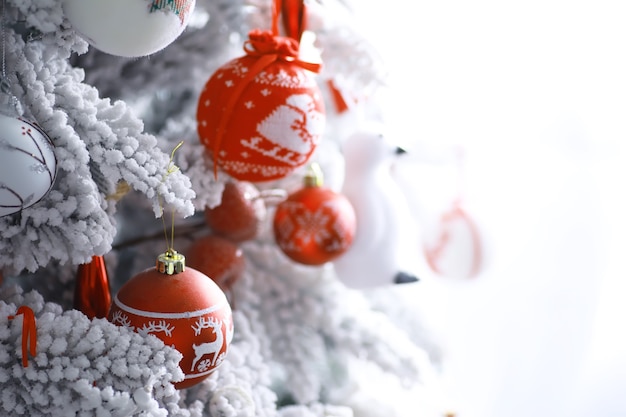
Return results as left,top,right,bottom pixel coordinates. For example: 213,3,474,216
137,320,175,338
241,93,324,166
190,316,225,372
110,310,134,329
110,312,176,338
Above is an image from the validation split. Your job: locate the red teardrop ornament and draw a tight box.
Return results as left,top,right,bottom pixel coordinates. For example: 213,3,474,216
74,255,112,319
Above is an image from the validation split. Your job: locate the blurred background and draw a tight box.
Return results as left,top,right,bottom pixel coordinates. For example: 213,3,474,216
354,0,626,415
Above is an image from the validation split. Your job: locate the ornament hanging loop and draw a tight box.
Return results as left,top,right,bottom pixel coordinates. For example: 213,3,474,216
156,249,186,275
8,306,37,368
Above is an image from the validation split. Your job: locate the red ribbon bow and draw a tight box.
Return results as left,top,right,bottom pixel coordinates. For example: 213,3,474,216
243,30,321,73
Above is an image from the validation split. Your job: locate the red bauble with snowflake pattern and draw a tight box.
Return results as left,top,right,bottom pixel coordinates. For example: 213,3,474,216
196,30,325,182
273,165,356,265
108,250,233,389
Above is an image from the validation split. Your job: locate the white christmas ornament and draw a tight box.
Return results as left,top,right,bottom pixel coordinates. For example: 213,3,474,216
333,125,421,288
63,0,196,57
0,113,57,217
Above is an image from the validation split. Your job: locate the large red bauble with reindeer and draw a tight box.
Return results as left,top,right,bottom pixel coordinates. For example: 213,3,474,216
108,251,233,389
197,30,325,182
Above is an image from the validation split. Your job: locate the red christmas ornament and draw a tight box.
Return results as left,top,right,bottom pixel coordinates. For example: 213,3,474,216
273,164,356,265
185,234,245,293
196,28,325,182
108,250,233,389
74,255,112,319
204,181,266,242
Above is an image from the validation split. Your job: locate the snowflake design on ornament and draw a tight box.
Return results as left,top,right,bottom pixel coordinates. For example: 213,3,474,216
295,209,332,245
147,0,194,24
278,202,333,252
326,200,354,249
197,358,212,372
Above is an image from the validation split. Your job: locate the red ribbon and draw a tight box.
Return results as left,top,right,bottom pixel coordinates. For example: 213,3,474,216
327,79,351,114
8,306,37,368
243,30,321,73
281,0,307,42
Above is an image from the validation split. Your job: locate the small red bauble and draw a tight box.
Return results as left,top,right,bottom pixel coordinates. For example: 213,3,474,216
185,234,245,292
204,181,265,242
196,30,325,182
108,251,233,389
273,166,356,265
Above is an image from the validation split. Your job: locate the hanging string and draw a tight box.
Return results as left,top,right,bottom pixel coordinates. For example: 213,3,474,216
8,306,37,368
453,145,466,206
271,0,280,36
158,141,184,254
280,0,307,42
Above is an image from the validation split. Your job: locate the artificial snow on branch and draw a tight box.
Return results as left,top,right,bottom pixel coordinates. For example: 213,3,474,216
0,286,185,416
0,0,195,273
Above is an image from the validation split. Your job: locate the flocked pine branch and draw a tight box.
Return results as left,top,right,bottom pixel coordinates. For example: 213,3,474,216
0,286,185,416
0,0,195,273
1,285,281,417
232,230,432,406
73,0,250,102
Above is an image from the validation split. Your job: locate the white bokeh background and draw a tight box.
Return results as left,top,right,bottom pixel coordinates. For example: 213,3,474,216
353,0,626,416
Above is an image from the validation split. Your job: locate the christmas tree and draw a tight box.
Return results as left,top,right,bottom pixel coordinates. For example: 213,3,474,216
0,0,445,415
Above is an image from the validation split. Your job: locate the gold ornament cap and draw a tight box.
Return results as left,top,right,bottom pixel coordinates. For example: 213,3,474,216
303,163,324,187
156,249,186,275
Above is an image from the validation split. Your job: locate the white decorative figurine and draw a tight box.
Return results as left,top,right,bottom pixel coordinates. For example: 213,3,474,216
333,124,421,288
